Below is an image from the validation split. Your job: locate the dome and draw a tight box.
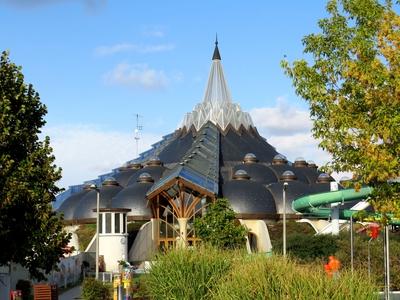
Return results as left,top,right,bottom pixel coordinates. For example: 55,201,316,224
243,153,258,164
317,173,332,183
126,165,165,186
222,180,276,217
280,170,297,181
272,154,288,165
112,182,153,219
73,183,123,220
294,157,307,168
307,160,318,169
57,187,91,220
232,164,278,184
146,156,162,166
102,177,119,186
137,172,154,183
233,169,250,180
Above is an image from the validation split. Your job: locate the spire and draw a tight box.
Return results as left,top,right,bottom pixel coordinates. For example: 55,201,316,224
180,38,255,132
212,34,221,60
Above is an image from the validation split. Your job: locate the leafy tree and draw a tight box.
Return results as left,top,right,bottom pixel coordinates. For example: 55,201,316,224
0,51,70,279
282,0,400,218
194,198,247,249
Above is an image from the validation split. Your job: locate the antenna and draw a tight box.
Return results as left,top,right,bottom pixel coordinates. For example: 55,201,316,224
134,114,143,157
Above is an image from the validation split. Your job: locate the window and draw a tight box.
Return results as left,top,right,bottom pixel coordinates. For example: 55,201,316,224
122,214,126,234
106,213,112,233
115,213,120,233
99,214,103,234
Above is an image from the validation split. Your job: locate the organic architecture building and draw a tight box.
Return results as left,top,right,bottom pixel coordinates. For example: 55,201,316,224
57,41,338,270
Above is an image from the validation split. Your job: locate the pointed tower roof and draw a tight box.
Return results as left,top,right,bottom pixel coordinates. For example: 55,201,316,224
212,36,221,60
181,39,254,132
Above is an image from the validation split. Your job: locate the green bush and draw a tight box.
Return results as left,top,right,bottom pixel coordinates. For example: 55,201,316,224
76,224,96,251
16,280,32,300
194,198,247,249
82,278,112,300
275,233,339,261
143,246,233,299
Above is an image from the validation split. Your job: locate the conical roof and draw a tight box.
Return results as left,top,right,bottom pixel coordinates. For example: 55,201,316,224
181,40,254,132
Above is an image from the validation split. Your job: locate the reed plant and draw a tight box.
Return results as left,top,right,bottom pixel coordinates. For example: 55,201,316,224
143,246,378,299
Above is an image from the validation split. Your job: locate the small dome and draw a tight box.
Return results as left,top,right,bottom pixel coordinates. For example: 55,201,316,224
307,160,318,169
146,156,162,166
82,183,92,190
102,177,119,186
317,173,332,183
126,163,142,170
233,169,251,180
243,153,258,164
280,170,297,181
294,157,307,167
137,172,154,183
272,154,288,165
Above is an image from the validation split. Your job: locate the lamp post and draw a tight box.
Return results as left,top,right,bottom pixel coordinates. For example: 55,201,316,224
283,182,288,257
90,184,100,280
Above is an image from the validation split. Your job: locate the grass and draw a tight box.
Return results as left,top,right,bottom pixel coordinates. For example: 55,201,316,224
142,245,378,299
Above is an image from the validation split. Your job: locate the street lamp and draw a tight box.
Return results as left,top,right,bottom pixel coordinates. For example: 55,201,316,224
90,184,100,280
280,170,296,258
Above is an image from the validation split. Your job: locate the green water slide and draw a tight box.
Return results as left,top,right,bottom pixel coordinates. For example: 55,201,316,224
292,187,400,225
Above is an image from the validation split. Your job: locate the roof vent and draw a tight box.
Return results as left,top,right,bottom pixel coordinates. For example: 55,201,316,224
317,173,332,183
137,172,154,183
126,163,142,170
280,170,297,181
294,157,307,167
307,160,318,169
243,153,258,164
272,154,288,165
233,169,251,180
146,156,162,166
102,177,119,186
83,183,92,190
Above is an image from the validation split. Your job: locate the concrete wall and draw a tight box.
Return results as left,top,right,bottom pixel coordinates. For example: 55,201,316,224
128,221,156,262
240,219,272,253
99,234,128,272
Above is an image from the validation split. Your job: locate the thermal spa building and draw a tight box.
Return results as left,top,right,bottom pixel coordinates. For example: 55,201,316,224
57,42,338,272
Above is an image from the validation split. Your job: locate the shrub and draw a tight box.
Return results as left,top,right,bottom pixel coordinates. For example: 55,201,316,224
16,280,32,300
275,233,339,261
82,278,112,300
143,246,233,300
194,198,247,249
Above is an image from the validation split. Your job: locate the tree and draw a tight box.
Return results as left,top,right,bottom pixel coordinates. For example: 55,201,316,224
282,0,400,218
194,198,247,249
0,51,70,279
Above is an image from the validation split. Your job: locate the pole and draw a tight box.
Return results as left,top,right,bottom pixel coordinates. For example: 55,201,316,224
96,189,100,280
283,182,288,258
368,238,372,279
384,225,390,300
350,214,354,274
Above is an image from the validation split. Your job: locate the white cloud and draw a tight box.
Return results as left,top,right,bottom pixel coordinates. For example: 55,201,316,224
43,124,160,189
250,97,330,167
103,63,169,90
250,97,312,136
95,43,174,56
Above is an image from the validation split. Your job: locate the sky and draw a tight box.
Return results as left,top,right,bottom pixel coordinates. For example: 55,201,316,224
1,0,339,189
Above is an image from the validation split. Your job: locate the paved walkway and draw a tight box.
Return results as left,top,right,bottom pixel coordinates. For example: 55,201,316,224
59,284,82,300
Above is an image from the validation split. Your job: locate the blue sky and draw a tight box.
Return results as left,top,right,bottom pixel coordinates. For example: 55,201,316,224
1,0,335,188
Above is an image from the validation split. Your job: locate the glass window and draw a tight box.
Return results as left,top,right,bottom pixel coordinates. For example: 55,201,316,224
122,214,126,234
99,214,103,234
106,213,112,233
115,213,120,233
